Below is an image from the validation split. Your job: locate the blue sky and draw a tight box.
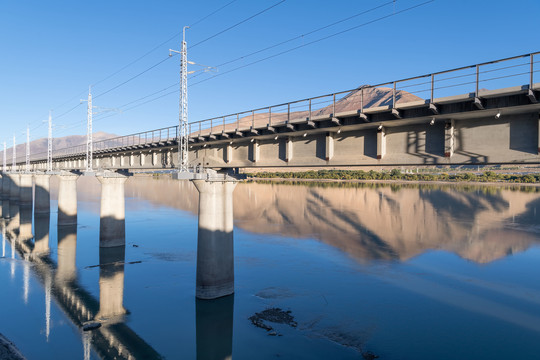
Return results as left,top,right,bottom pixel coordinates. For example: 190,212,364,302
0,0,539,145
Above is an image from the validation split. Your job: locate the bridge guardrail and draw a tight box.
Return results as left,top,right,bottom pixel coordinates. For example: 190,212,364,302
5,51,540,167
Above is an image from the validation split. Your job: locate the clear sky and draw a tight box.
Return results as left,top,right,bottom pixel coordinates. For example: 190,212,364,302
0,0,539,146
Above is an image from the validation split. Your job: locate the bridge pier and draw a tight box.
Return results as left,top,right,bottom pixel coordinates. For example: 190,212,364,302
9,174,19,202
97,174,127,248
193,179,237,300
58,172,79,226
34,174,51,213
2,174,11,200
57,224,77,283
96,246,126,321
19,174,33,206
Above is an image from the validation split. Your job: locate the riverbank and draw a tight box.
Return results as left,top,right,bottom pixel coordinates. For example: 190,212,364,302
0,334,25,360
245,169,540,185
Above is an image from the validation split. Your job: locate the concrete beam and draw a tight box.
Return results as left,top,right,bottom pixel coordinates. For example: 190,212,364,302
192,179,237,299
377,127,386,160
58,173,79,226
251,141,260,163
445,119,455,157
97,174,127,248
225,144,232,164
326,132,334,161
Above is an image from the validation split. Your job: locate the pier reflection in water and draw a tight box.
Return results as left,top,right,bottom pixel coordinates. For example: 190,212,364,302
0,177,539,359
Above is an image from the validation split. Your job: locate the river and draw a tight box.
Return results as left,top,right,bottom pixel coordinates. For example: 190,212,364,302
0,177,539,359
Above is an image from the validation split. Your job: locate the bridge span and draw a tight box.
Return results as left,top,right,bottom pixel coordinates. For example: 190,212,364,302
1,52,540,301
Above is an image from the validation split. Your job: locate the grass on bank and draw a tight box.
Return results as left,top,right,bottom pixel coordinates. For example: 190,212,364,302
245,169,540,183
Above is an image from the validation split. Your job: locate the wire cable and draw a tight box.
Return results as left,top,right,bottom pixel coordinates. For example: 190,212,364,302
190,0,286,49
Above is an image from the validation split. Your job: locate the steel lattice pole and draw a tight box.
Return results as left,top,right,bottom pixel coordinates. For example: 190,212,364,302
26,126,30,172
12,136,16,171
179,26,189,172
86,87,93,172
48,111,52,172
3,142,6,173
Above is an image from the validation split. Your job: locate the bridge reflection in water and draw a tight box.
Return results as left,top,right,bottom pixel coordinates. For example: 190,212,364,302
1,176,539,359
124,177,540,264
0,195,234,360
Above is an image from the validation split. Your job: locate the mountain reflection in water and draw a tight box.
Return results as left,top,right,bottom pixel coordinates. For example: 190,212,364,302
118,177,540,264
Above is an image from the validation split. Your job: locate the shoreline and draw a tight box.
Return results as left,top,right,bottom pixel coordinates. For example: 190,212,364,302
246,177,540,188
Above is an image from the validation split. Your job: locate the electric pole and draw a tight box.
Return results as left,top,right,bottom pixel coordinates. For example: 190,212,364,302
48,110,53,172
12,135,16,171
81,86,93,172
26,126,30,172
3,142,6,173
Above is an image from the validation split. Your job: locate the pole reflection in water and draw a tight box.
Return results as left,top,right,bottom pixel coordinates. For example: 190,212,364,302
196,295,234,360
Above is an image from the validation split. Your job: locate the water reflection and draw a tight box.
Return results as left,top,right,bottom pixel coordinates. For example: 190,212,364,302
124,178,540,264
196,295,234,360
0,199,162,360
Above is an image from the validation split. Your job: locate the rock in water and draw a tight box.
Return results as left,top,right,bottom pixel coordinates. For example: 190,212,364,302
82,322,102,331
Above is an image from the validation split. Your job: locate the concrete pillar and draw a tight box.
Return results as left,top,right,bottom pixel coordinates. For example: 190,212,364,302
58,173,79,226
445,119,455,157
96,246,126,321
193,180,237,299
97,175,127,248
377,126,386,160
286,138,293,162
33,213,50,255
18,174,33,206
196,295,234,360
326,132,334,161
2,174,11,199
57,225,77,283
9,174,19,201
34,174,51,213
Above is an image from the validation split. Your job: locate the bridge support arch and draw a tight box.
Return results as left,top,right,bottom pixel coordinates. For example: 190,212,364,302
193,179,237,299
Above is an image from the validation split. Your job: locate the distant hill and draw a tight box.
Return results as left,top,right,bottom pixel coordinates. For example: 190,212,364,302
3,131,118,159
204,85,423,132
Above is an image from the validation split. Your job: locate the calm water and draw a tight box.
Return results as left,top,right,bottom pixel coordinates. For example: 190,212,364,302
1,177,540,359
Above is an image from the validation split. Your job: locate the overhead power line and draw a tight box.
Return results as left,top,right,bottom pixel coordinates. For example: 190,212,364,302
190,0,287,49
190,0,435,87
89,0,434,123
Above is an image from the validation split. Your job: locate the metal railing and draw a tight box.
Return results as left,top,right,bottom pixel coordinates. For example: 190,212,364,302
6,51,540,166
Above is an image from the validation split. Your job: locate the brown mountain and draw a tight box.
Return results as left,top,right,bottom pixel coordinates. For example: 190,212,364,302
3,132,118,159
199,86,422,134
